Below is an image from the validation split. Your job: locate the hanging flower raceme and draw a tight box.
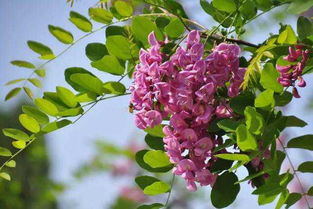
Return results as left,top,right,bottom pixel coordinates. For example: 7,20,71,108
130,30,246,191
276,45,309,98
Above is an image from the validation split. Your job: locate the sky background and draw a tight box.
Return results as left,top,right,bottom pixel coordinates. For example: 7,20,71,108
0,0,313,208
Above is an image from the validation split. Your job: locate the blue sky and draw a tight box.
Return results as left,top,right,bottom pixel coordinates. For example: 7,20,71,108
1,1,312,208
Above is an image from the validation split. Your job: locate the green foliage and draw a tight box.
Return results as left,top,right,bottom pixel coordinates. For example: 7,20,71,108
19,114,40,133
88,7,113,24
244,106,264,135
236,124,257,151
144,125,164,137
106,35,132,60
35,98,59,116
137,203,164,209
5,88,22,101
287,135,313,151
70,73,104,95
135,150,173,173
297,161,313,173
85,43,108,61
27,41,55,59
212,0,236,13
114,1,133,17
255,89,275,109
211,172,240,208
10,60,35,69
91,55,125,75
143,150,171,168
135,175,170,195
260,63,283,93
164,17,185,38
48,25,74,44
215,153,250,162
69,11,93,32
144,134,164,151
103,82,126,94
217,119,242,132
297,16,313,41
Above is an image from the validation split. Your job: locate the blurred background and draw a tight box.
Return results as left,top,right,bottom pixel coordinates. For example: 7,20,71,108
0,0,312,208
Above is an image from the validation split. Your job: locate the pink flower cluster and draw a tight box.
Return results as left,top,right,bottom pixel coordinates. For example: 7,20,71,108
130,30,245,191
276,46,309,98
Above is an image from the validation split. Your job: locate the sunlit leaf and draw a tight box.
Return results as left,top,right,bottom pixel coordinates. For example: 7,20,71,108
103,82,126,94
143,181,170,196
70,73,104,95
85,43,108,61
91,55,125,75
19,114,40,133
22,105,49,125
236,124,257,151
34,98,59,116
5,88,21,101
0,147,12,157
143,150,171,168
2,128,30,141
27,40,55,59
56,86,77,108
41,120,72,133
215,153,251,162
69,11,92,32
260,63,283,93
89,8,113,24
106,35,132,60
48,25,74,44
114,1,133,17
12,140,26,149
0,172,11,181
287,135,313,151
28,78,42,88
244,106,264,135
5,160,16,168
5,78,25,86
11,60,35,69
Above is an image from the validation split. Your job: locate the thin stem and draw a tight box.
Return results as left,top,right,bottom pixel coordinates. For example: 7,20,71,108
164,174,176,208
277,138,311,209
0,137,36,171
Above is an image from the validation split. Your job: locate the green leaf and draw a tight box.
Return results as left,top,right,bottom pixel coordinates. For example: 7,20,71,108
255,89,275,109
19,114,40,133
143,150,171,168
12,140,26,149
258,193,278,205
22,105,49,125
308,187,313,196
274,91,292,107
70,73,104,95
76,92,97,103
156,17,170,29
69,11,92,32
297,161,313,173
135,150,173,173
284,116,307,127
5,78,25,86
244,106,264,135
285,193,302,208
275,189,289,209
252,182,283,195
34,98,59,116
28,78,42,88
236,170,266,184
145,134,164,151
91,55,125,75
143,181,170,196
288,1,313,14
211,172,240,208
212,0,236,13
11,60,35,69
56,86,77,108
106,25,126,37
287,135,313,151
5,160,16,168
277,25,297,45
106,35,132,60
260,63,283,93
35,69,46,77
132,16,163,47
0,147,12,157
41,120,72,133
229,92,255,114
164,17,185,39
58,107,83,117
135,175,159,190
239,0,256,20
0,172,11,181
114,1,133,17
144,124,164,137
88,8,113,24
65,67,95,92
236,124,257,151
25,87,35,99
2,128,30,141
85,43,108,61
48,25,74,44
297,16,313,41
137,203,164,209
5,88,21,101
215,153,251,162
27,40,55,59
103,82,126,94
